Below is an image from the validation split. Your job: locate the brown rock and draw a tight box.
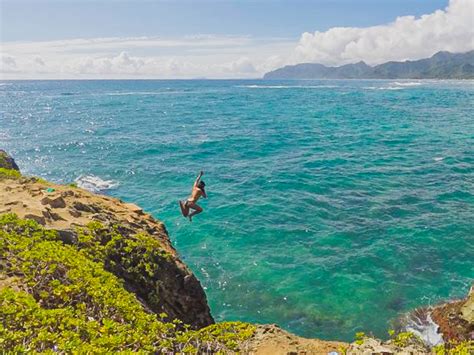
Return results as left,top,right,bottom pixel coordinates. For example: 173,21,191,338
72,201,99,213
124,202,144,215
41,195,66,208
248,324,348,355
50,211,67,221
68,208,82,218
461,285,473,323
431,284,474,341
0,150,20,171
24,212,46,225
57,229,77,244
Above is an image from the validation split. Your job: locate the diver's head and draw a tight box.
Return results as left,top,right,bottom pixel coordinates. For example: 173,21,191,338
198,181,206,190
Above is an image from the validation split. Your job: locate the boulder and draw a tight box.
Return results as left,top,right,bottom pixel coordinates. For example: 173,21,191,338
0,150,20,171
24,211,46,225
41,195,66,208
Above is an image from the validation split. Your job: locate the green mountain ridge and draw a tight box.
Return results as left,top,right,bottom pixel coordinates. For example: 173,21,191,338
263,51,474,79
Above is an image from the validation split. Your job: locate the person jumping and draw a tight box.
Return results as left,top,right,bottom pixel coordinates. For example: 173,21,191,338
179,171,207,222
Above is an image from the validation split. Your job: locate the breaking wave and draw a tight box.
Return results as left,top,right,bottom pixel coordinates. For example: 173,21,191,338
392,81,423,87
402,308,444,347
237,84,338,89
74,175,119,193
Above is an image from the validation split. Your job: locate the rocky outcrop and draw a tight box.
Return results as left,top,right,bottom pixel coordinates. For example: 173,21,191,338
345,336,430,354
431,285,474,342
248,324,348,354
0,150,19,171
0,174,213,328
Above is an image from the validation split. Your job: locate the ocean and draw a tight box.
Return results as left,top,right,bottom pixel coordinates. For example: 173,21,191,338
1,79,473,341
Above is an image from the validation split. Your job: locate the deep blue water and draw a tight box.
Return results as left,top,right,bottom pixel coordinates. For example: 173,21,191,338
1,79,473,341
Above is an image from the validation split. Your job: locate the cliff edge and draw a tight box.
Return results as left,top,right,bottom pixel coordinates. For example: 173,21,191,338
0,168,213,329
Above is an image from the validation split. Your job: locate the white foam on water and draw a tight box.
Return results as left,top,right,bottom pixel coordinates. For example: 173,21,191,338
392,81,423,87
405,313,444,347
237,84,338,89
74,175,119,193
434,156,444,161
363,86,404,90
104,91,184,96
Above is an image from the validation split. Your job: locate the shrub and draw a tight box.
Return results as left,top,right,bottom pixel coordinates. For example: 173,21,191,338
433,341,474,355
0,214,255,352
0,168,21,180
75,221,172,311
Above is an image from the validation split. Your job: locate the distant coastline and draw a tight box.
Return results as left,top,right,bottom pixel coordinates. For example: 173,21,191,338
264,50,474,80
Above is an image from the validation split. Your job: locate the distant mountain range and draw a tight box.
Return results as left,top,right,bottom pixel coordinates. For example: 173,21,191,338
263,51,474,80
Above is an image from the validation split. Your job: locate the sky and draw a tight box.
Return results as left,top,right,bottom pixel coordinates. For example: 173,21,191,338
1,0,473,79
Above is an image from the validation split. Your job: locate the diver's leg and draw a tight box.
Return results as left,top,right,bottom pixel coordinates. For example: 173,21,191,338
187,203,203,221
179,200,190,217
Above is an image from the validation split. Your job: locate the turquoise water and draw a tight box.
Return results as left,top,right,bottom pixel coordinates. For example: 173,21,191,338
1,80,473,341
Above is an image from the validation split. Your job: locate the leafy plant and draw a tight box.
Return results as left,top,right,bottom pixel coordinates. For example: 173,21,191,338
0,214,256,352
0,167,21,179
355,331,365,345
433,340,474,355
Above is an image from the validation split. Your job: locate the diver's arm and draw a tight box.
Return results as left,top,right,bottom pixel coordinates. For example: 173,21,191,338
194,171,204,187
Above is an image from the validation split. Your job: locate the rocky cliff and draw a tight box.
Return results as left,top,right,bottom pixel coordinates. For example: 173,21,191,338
0,151,472,354
0,162,213,329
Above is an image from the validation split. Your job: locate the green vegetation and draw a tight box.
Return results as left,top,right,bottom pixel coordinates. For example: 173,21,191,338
0,152,16,171
388,330,416,348
0,167,21,179
75,221,173,311
433,341,474,355
354,331,365,345
0,214,256,352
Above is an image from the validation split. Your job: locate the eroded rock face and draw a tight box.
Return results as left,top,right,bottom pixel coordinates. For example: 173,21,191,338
0,150,20,171
0,176,214,328
431,285,474,342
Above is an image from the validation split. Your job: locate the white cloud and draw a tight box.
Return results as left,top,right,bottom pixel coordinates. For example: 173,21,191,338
0,35,294,79
224,57,257,74
0,0,472,79
292,0,474,66
1,55,18,72
34,56,45,66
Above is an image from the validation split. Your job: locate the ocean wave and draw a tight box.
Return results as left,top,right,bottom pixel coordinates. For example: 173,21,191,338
236,84,338,89
392,81,423,87
363,86,404,91
74,175,119,193
105,91,188,96
404,311,443,347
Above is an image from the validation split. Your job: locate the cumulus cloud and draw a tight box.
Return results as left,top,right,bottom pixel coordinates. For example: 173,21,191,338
1,0,472,79
224,57,257,74
1,55,17,72
34,56,45,66
293,0,474,66
0,35,293,79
